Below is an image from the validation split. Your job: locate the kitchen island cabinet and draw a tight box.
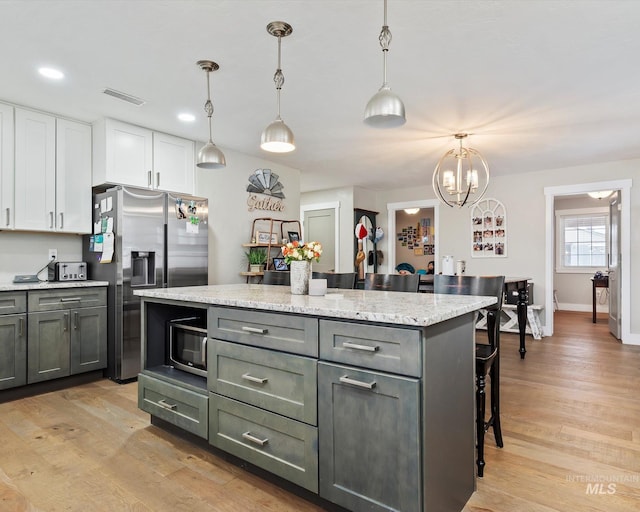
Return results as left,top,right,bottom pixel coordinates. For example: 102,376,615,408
135,284,496,512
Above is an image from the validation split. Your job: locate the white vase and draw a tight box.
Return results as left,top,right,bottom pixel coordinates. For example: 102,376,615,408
290,260,311,295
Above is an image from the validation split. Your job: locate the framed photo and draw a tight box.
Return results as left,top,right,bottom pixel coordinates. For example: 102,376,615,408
470,198,507,258
273,257,288,271
287,231,300,242
256,231,278,244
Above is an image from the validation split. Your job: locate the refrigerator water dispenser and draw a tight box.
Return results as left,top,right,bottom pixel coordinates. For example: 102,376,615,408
131,251,155,286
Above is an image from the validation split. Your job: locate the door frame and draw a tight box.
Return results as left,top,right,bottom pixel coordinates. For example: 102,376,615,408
386,199,441,275
300,201,340,272
544,179,635,344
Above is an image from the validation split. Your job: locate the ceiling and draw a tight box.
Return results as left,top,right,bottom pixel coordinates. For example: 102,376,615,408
2,0,639,193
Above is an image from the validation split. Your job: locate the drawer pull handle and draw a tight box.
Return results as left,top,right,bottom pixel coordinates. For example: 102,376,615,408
242,431,269,446
242,373,268,385
60,297,82,303
339,375,377,390
157,399,177,410
343,341,379,352
242,326,268,335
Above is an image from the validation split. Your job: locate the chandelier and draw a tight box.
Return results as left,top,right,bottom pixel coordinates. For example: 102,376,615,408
432,133,489,207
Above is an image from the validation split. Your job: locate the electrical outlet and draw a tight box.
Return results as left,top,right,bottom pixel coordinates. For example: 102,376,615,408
48,249,57,261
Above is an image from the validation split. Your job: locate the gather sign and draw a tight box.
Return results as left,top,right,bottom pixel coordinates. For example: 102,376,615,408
246,169,286,212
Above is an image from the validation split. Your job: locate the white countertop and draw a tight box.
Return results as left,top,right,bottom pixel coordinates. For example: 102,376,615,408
134,284,497,327
0,280,109,292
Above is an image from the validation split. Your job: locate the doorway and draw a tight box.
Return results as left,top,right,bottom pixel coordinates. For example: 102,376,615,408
544,179,632,342
386,199,440,275
301,202,340,272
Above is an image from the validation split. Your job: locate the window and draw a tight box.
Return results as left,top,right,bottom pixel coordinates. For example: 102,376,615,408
556,208,609,273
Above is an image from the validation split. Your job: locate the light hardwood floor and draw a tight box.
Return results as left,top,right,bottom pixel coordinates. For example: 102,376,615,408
0,311,638,512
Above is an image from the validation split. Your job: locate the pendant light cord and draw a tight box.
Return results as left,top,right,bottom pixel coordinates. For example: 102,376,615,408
204,70,214,142
274,35,284,120
378,0,392,86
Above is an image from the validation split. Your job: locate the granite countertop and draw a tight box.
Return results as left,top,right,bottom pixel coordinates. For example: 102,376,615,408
0,280,109,292
134,283,497,327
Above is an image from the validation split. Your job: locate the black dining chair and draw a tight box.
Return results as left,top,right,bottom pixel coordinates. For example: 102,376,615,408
312,272,357,290
262,271,290,286
363,273,420,292
433,274,505,477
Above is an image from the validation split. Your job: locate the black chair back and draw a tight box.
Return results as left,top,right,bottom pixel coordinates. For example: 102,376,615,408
312,272,357,289
262,271,290,286
434,275,505,347
363,273,420,292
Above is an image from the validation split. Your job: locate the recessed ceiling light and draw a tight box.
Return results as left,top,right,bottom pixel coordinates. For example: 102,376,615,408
178,113,196,122
38,67,64,80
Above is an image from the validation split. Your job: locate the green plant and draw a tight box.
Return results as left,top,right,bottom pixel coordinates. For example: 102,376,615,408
246,248,267,265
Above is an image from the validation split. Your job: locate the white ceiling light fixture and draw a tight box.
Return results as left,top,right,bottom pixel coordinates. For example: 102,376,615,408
588,190,613,199
432,133,490,208
261,21,295,153
38,67,64,80
178,113,195,122
404,208,420,214
196,60,226,169
364,0,406,128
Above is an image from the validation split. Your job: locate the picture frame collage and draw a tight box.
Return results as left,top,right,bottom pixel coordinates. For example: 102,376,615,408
470,198,507,257
396,218,435,256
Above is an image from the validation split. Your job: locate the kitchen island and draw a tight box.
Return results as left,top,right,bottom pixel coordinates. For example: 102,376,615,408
134,284,497,512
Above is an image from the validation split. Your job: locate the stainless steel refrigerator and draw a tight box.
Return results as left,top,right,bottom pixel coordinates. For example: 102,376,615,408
83,185,208,382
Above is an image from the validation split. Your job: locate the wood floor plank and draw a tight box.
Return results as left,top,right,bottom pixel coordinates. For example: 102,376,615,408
0,311,638,511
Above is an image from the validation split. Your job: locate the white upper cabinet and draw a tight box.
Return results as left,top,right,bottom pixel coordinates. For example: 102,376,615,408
93,118,195,194
11,108,92,234
56,119,92,233
0,103,14,229
14,108,56,231
152,131,195,193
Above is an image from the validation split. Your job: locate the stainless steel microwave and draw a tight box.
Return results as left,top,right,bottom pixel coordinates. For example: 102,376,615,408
168,317,207,377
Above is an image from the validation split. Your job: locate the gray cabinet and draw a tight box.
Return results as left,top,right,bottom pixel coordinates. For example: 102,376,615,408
0,292,27,390
208,306,319,492
318,361,421,512
27,288,107,384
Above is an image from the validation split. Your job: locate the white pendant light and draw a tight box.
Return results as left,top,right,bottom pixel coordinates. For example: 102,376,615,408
432,134,490,207
196,60,226,169
261,21,295,153
364,0,406,128
404,208,420,214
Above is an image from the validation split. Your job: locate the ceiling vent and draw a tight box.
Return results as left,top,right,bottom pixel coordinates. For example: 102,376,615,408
102,88,146,106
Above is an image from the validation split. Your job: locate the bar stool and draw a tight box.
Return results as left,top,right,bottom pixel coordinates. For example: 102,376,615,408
312,271,357,289
434,274,505,477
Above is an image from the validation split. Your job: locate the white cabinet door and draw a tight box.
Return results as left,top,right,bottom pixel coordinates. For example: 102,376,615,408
103,119,153,188
56,119,92,233
152,132,194,194
14,108,56,231
0,103,14,229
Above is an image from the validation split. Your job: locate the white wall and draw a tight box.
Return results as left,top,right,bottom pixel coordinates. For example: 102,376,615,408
0,231,83,282
195,146,301,284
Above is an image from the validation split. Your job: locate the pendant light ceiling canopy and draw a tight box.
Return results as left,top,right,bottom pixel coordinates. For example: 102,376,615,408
364,0,406,128
261,21,295,153
196,60,226,169
432,134,490,208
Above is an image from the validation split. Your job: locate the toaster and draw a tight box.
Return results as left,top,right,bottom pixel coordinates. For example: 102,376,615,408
48,261,87,281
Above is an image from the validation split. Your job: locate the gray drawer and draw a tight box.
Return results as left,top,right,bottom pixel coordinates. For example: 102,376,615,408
209,340,317,425
209,307,318,357
209,394,318,492
0,292,27,315
28,287,107,312
138,373,208,439
319,320,422,377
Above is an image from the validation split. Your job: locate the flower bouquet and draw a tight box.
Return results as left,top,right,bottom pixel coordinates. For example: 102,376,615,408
281,241,322,294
